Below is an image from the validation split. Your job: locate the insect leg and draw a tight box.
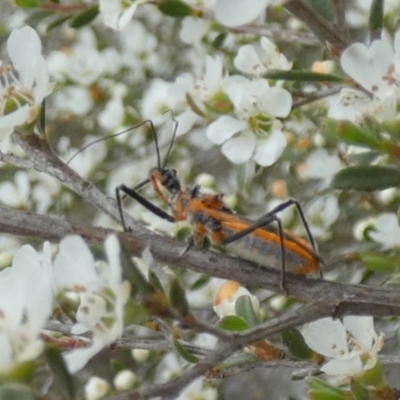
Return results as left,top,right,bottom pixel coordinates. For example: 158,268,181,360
220,199,320,291
116,184,175,232
221,199,318,254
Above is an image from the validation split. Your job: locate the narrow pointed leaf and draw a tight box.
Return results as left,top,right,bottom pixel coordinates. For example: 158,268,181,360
322,119,380,149
263,70,343,82
169,278,190,317
369,0,384,41
45,346,74,398
69,6,99,28
332,166,400,191
173,339,199,363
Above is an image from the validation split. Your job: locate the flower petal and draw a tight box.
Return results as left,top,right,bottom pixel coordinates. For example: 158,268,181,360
206,115,245,145
53,235,98,289
253,130,286,166
343,316,375,349
321,355,363,376
258,87,292,118
234,45,263,75
302,317,348,357
221,134,256,164
7,26,43,90
215,0,269,27
0,106,30,137
341,40,394,98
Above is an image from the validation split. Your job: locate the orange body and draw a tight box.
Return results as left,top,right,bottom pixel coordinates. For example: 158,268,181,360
154,174,321,275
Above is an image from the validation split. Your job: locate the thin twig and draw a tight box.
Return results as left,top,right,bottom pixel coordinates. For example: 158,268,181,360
331,0,350,43
283,0,349,54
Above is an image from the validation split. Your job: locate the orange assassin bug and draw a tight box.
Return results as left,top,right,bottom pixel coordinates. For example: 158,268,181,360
110,116,323,291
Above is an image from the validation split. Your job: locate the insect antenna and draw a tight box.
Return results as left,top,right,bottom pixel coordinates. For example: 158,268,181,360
66,120,155,166
161,109,178,169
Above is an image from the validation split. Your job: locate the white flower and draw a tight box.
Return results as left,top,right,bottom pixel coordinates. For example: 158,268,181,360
302,316,384,380
85,376,110,400
53,235,130,373
180,17,211,47
206,78,291,166
48,30,107,86
142,74,200,136
0,242,53,372
52,86,93,116
300,149,342,187
0,170,30,208
214,0,270,27
97,94,125,131
234,37,292,77
63,135,107,178
120,21,161,80
341,39,397,99
190,56,227,105
113,369,137,391
131,348,150,363
369,213,400,248
99,0,140,31
0,26,51,139
302,195,340,239
335,35,400,122
177,376,218,400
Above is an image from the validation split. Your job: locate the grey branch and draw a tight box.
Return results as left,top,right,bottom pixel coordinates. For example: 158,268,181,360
2,205,400,317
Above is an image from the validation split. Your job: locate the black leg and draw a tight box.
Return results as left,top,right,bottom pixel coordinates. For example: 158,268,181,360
221,199,315,251
220,199,319,293
116,184,175,232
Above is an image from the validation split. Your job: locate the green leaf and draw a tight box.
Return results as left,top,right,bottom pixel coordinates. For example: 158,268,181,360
111,359,127,374
235,295,259,328
381,119,400,140
124,299,149,325
169,278,190,317
46,15,72,32
332,166,400,191
15,0,42,8
305,0,334,22
347,151,380,166
190,274,210,290
0,362,35,384
69,6,99,28
212,33,227,49
351,378,371,400
361,252,400,272
0,385,34,400
45,346,74,399
186,93,206,118
354,358,387,389
173,339,199,363
263,70,343,82
322,118,380,149
218,315,249,332
157,0,193,17
369,0,384,38
281,328,314,360
307,377,353,400
118,236,154,295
